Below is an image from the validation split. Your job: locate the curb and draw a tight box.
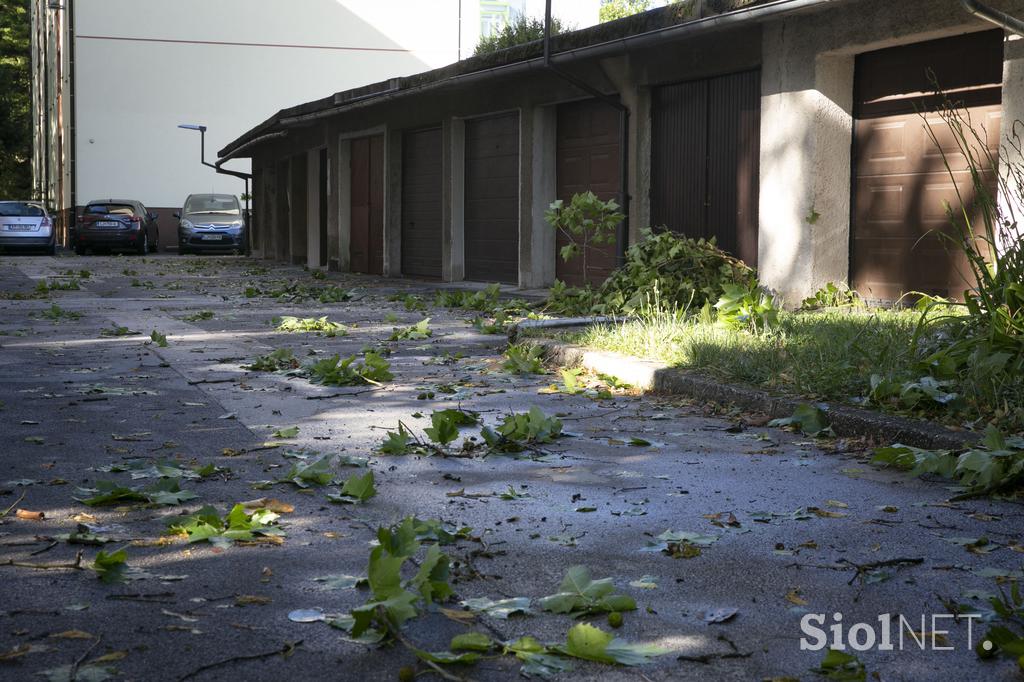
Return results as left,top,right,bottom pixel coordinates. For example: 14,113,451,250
520,336,976,451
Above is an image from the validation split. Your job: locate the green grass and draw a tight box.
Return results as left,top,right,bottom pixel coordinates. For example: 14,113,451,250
560,306,1023,431
566,308,920,401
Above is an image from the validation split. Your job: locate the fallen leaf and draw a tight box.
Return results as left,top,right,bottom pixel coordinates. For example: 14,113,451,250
91,651,128,663
826,500,848,509
48,630,94,639
808,507,846,519
785,589,808,606
235,595,272,607
15,509,44,520
241,498,294,514
703,607,738,623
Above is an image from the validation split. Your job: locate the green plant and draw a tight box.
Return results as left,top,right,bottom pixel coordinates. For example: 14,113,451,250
424,408,480,446
99,323,138,337
165,503,285,547
36,303,81,321
317,285,353,303
387,293,427,311
274,315,347,336
553,228,756,316
245,348,300,372
502,344,546,374
183,310,214,321
435,284,502,311
93,548,128,583
150,330,168,347
482,407,563,453
75,479,198,507
872,425,1024,497
474,14,569,55
279,455,334,488
546,192,623,283
43,278,80,291
599,0,650,22
390,318,432,341
714,282,780,333
327,471,377,504
537,565,637,616
303,352,393,386
800,282,862,311
345,517,453,638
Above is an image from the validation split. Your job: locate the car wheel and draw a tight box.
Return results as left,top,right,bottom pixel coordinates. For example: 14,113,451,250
46,243,56,256
137,232,149,255
74,244,86,256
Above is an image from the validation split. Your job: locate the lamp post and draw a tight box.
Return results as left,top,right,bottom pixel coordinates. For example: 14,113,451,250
177,123,252,254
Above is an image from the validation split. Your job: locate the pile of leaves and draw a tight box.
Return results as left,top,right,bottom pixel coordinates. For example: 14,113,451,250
245,348,300,372
872,425,1024,497
547,229,755,316
378,407,562,456
165,503,285,547
273,315,347,336
303,352,392,386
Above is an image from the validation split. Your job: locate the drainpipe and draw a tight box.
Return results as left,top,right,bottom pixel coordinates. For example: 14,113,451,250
960,0,1024,36
544,0,630,267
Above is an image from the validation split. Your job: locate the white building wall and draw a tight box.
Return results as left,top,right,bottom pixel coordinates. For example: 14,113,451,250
73,0,467,209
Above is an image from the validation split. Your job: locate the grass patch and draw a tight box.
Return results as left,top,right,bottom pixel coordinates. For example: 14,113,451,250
558,306,1024,429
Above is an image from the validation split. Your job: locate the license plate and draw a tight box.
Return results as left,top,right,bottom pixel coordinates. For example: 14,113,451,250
96,221,119,227
4,224,33,231
200,234,223,241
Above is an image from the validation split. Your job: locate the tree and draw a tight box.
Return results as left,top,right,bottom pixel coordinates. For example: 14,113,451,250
0,0,31,198
474,14,570,56
599,0,651,22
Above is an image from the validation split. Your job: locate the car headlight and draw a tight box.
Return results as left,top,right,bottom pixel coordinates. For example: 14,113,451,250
228,221,244,233
181,220,195,231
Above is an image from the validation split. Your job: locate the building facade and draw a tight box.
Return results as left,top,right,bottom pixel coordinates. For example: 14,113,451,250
220,0,1024,305
31,0,527,247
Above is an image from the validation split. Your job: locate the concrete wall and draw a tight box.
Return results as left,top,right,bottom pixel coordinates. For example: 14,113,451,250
249,0,1024,296
758,0,1024,305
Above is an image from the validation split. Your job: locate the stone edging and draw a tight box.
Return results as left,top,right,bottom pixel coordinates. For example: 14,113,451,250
518,336,976,451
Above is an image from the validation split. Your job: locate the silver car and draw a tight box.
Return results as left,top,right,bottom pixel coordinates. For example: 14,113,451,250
175,194,246,254
0,201,56,255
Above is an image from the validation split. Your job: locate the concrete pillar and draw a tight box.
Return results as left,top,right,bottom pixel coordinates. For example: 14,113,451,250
336,137,352,272
524,105,557,288
385,130,402,277
1000,34,1024,250
289,154,307,265
307,149,321,269
633,87,652,241
759,21,854,306
448,118,466,282
327,136,343,271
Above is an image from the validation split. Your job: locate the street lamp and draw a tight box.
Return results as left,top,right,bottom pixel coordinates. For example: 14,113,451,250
177,123,252,253
177,123,215,169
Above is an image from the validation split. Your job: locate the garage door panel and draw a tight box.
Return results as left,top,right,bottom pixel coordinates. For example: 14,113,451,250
464,113,520,284
402,127,443,279
852,30,1002,301
350,134,384,276
556,99,622,286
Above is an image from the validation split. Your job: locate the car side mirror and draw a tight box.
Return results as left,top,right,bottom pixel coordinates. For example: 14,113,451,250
172,212,180,219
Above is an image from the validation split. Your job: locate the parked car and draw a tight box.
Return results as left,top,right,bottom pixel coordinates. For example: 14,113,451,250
0,201,56,255
175,194,246,254
74,200,159,255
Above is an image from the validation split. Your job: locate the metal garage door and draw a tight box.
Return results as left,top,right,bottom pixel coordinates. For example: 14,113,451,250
556,99,622,286
651,70,760,267
350,135,384,275
401,127,443,279
464,112,520,284
852,30,1003,301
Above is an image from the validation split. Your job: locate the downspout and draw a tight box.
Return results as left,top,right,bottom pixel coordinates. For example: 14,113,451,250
960,0,1024,36
543,0,630,266
68,0,76,244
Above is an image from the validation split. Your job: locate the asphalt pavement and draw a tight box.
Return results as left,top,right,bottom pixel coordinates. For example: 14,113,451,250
0,252,1021,681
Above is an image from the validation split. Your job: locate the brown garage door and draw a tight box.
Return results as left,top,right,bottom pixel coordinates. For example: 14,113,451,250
464,112,520,283
350,135,384,275
651,69,760,266
402,127,443,278
556,99,622,286
852,30,1003,301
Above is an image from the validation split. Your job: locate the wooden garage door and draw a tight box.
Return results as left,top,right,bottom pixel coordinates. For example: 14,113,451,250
851,30,1003,301
401,127,443,278
350,135,384,275
556,99,621,286
651,70,760,266
465,113,520,283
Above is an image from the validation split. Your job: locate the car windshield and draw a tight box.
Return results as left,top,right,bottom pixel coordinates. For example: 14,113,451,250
87,204,134,216
185,196,240,215
0,202,44,217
